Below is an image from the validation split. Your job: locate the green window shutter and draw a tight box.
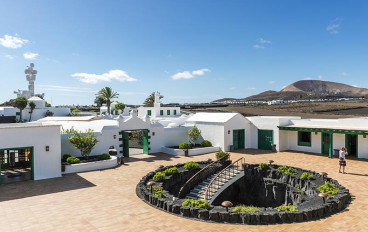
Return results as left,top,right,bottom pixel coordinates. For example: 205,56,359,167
298,131,312,147
160,110,163,115
174,110,177,115
147,110,151,116
16,112,20,116
167,110,170,115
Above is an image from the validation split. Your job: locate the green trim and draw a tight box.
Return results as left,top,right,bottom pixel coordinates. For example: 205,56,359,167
174,110,177,115
279,126,368,135
147,110,152,116
321,133,333,157
345,134,358,158
167,110,170,115
298,131,312,147
258,129,274,150
160,110,163,116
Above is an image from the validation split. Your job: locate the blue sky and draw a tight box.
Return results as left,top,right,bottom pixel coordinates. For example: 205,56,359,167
0,0,367,105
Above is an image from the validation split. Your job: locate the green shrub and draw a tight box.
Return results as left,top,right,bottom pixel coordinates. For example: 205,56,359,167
147,185,163,192
259,163,271,170
163,167,178,176
317,182,339,196
154,190,167,198
276,203,298,212
183,161,200,170
152,172,166,182
300,172,315,180
66,156,80,164
200,140,212,147
62,154,71,162
277,166,298,175
231,205,261,213
182,199,210,209
215,151,230,163
179,142,191,149
98,153,111,160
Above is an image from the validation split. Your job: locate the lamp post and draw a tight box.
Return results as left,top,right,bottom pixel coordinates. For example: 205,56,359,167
320,172,328,181
147,181,156,193
221,201,233,212
319,192,328,204
268,160,274,166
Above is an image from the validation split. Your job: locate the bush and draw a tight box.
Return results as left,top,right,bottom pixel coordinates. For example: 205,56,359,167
200,140,212,147
183,161,200,170
62,154,71,162
179,142,191,149
318,182,339,196
277,166,298,175
152,172,166,182
182,199,210,209
300,172,315,180
163,167,178,176
154,190,167,198
98,153,111,160
259,163,271,170
231,205,261,213
66,156,80,164
147,185,163,192
215,151,230,163
276,203,298,212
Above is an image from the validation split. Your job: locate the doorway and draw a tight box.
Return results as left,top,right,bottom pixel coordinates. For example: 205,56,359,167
122,130,149,157
258,130,273,150
233,129,245,150
345,134,358,158
321,133,333,157
0,147,33,185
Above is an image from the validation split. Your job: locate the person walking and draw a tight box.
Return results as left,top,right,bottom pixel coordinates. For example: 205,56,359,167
339,147,348,174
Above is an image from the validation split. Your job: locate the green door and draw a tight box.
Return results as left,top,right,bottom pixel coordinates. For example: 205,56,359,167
345,134,358,158
123,131,130,157
142,130,149,154
321,133,333,157
258,130,273,150
233,129,245,150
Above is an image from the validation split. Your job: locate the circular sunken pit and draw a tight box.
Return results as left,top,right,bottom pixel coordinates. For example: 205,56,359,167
136,161,351,224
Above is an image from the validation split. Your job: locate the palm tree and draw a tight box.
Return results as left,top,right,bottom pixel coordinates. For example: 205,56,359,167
143,92,163,107
28,101,36,121
13,97,28,122
96,87,119,114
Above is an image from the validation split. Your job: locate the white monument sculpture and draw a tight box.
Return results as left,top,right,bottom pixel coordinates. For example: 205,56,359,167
14,63,44,99
154,91,163,108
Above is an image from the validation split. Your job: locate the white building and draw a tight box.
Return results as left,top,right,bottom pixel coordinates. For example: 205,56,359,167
137,91,181,118
100,102,131,116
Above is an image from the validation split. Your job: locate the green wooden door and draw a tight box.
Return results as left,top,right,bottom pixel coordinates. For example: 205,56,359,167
142,130,149,154
345,134,358,158
233,129,245,150
123,131,130,157
321,133,333,157
233,130,239,150
258,130,273,150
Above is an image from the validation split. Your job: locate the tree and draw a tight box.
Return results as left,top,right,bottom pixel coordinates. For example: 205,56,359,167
28,101,36,122
143,92,163,107
96,87,119,114
72,108,81,116
13,97,28,122
114,102,125,114
187,125,201,147
68,129,99,160
94,95,106,107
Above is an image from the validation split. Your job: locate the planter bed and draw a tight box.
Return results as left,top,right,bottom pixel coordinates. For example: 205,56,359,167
162,146,220,156
63,156,118,174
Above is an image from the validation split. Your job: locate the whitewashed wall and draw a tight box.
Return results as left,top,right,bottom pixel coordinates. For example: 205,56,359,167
358,135,368,159
194,123,225,151
22,107,71,122
223,114,251,151
0,124,61,180
285,131,322,153
149,125,189,153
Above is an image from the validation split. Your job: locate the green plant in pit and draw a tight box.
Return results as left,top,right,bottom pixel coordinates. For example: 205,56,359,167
163,167,178,176
259,163,271,170
200,140,212,147
215,151,230,164
184,161,200,170
231,205,261,214
147,185,163,192
318,182,339,196
66,156,80,164
182,199,210,209
300,172,315,180
152,172,166,182
276,203,298,212
277,166,298,175
98,153,111,160
62,154,71,162
179,142,191,150
154,190,167,198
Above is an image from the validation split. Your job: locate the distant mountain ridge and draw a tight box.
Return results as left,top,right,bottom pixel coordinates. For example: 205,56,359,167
213,80,368,102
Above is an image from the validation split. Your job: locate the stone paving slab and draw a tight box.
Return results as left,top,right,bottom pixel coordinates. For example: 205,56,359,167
0,149,367,232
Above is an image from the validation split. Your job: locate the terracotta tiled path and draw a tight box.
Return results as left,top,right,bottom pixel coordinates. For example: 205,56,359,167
1,150,368,232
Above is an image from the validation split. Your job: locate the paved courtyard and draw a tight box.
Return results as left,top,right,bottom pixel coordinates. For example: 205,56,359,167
1,150,367,232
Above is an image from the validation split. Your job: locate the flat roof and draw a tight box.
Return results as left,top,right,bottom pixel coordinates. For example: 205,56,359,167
186,112,239,123
0,122,60,129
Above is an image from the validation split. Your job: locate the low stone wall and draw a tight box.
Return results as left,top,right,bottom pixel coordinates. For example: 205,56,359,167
63,156,118,174
161,146,221,156
136,162,351,225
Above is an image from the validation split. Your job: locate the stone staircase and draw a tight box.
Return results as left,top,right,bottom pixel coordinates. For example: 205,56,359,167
186,168,241,201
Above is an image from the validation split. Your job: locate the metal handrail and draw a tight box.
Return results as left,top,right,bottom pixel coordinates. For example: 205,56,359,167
204,157,245,202
178,156,226,197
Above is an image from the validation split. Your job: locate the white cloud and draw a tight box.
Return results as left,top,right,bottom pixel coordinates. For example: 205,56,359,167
171,68,210,80
268,80,275,84
23,52,39,60
248,87,257,90
304,77,313,80
253,44,265,50
352,85,359,87
38,85,96,93
327,18,343,34
3,54,15,59
0,35,28,48
258,38,271,44
304,75,323,80
318,75,323,80
72,69,137,84
339,72,350,76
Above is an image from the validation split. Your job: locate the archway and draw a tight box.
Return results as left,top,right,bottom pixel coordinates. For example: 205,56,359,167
120,130,149,157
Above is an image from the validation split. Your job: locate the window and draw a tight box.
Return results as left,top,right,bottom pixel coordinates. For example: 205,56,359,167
298,131,311,147
147,110,151,116
167,110,170,115
174,110,177,115
160,110,163,116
